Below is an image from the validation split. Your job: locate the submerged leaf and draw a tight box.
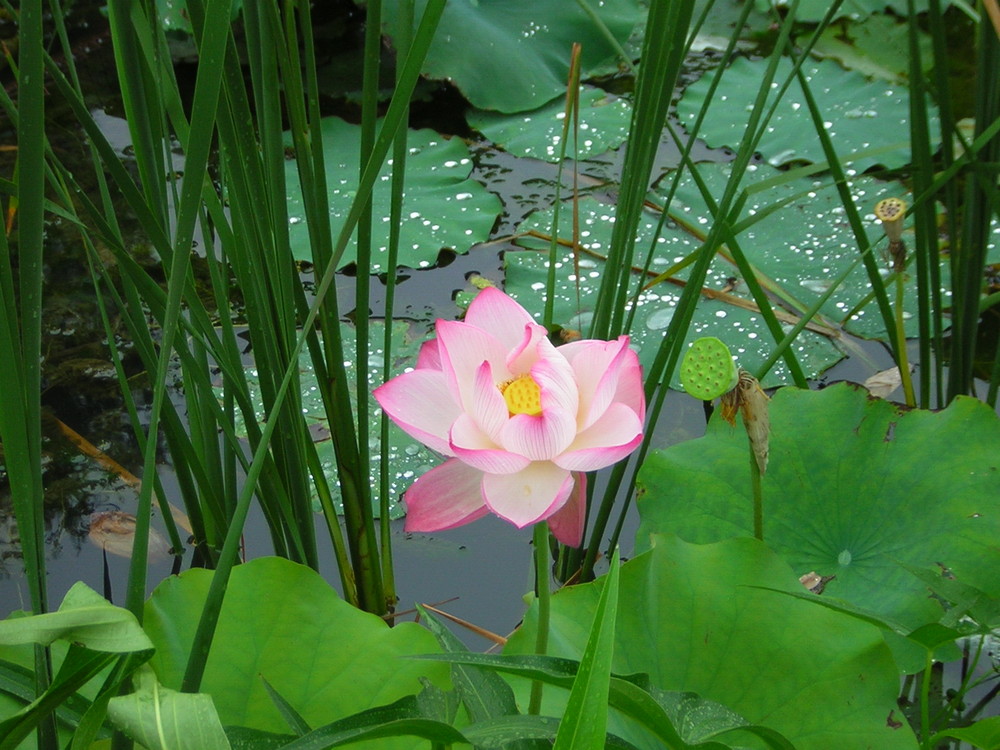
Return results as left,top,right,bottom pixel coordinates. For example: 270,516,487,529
88,511,170,560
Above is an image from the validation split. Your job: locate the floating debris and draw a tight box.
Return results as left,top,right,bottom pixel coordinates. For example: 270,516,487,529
88,511,170,560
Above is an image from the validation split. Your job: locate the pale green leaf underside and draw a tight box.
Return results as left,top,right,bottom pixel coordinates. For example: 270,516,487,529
144,558,447,750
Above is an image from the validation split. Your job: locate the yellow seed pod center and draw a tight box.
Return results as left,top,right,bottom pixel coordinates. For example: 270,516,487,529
501,375,543,416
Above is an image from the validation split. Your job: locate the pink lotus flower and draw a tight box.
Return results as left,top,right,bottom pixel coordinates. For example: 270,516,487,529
374,288,645,547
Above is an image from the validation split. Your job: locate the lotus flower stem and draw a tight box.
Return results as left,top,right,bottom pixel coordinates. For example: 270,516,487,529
720,369,769,541
875,200,916,406
875,197,907,273
749,451,763,542
528,522,552,715
894,274,917,407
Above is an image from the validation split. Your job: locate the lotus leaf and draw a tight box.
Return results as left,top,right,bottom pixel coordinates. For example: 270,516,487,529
677,57,940,170
468,86,632,162
506,535,915,749
284,116,501,270
504,190,845,387
384,0,643,113
635,384,1000,629
215,321,439,519
108,666,230,750
753,0,956,22
804,13,934,83
143,557,449,749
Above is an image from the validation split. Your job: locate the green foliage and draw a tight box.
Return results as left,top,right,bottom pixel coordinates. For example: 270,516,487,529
468,86,632,162
384,0,643,112
107,665,231,750
508,535,914,749
805,13,934,82
553,548,620,749
678,57,940,169
142,557,449,749
636,384,1000,630
0,584,152,653
0,585,156,749
217,321,439,519
284,117,501,270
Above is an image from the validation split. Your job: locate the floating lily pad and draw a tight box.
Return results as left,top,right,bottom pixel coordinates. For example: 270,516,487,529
505,192,844,388
753,0,956,22
468,86,632,162
216,321,440,519
284,117,502,271
804,13,934,83
677,57,940,170
635,384,1000,629
507,535,914,750
385,0,642,113
144,557,448,747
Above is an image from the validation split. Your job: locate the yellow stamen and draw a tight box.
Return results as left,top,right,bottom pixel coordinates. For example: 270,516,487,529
500,375,542,416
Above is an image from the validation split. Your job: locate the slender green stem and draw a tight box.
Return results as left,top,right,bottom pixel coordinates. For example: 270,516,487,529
528,522,552,716
895,273,916,407
920,651,933,749
749,450,763,542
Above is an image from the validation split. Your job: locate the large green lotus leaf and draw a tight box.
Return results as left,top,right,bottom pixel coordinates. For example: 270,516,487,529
144,557,448,749
506,535,916,750
385,0,642,113
804,13,934,83
753,0,955,22
284,117,501,270
505,188,849,387
216,321,440,519
635,384,1000,629
678,57,940,170
664,163,1000,338
468,86,632,162
662,161,929,341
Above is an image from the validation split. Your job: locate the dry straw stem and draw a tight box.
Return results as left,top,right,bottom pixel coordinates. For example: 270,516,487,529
984,0,1000,40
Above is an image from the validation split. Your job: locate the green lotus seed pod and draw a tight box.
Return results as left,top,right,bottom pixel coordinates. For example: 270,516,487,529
680,337,739,401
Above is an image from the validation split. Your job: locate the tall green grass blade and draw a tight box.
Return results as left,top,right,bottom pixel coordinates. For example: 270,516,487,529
552,549,620,749
590,0,694,340
379,1,417,609
905,0,937,408
181,0,448,691
578,0,695,579
949,20,1000,400
1,1,54,745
